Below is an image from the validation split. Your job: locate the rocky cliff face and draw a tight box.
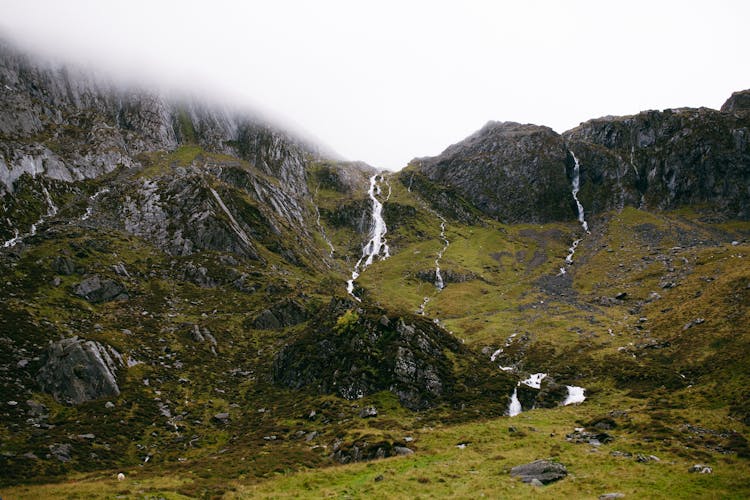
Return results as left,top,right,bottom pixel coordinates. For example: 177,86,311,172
0,40,321,242
564,100,750,219
411,93,750,223
412,122,572,223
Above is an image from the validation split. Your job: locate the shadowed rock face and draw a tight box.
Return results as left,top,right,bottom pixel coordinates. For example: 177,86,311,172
411,97,750,223
36,337,123,405
72,275,128,303
273,299,513,410
412,122,573,223
563,104,750,219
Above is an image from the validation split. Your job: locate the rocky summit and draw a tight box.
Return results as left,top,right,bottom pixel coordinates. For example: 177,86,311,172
0,39,749,499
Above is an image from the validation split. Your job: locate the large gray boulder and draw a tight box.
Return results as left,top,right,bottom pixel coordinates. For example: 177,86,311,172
36,337,124,405
510,459,568,484
72,275,128,303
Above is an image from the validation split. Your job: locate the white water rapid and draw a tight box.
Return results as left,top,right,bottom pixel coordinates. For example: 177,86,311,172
560,151,590,274
434,216,449,290
563,386,586,405
346,174,390,301
81,188,110,221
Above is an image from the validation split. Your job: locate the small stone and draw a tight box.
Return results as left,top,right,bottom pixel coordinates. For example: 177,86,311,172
7,400,18,406
305,431,318,442
615,292,628,300
393,446,414,456
731,241,740,246
374,474,384,482
213,412,230,422
77,433,95,440
359,406,378,418
529,478,544,487
117,472,125,481
688,464,712,474
105,401,115,409
599,494,625,499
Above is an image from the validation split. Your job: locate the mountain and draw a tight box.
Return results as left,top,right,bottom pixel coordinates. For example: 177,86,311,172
0,40,748,499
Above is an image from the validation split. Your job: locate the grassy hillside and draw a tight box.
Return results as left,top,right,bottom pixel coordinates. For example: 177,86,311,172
1,163,749,499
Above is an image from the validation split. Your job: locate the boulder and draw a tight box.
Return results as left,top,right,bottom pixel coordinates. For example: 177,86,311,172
359,406,378,418
72,275,128,303
510,459,568,484
36,337,123,405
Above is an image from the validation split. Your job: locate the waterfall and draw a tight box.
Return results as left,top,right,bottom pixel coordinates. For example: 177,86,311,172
3,183,58,248
81,188,110,221
434,216,449,290
508,387,522,417
560,151,590,273
570,151,589,234
346,174,390,301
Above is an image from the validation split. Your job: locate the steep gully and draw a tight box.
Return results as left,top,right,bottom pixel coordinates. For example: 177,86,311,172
506,151,589,415
346,174,391,301
417,211,450,316
560,150,590,274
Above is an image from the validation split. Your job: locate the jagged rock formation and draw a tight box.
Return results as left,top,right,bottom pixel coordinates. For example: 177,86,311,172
72,274,128,303
564,99,750,218
36,337,123,405
411,122,572,223
0,39,324,243
273,299,512,410
409,95,750,222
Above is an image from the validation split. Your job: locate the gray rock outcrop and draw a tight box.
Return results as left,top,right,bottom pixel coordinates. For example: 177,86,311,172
36,337,124,405
412,122,572,223
72,275,128,303
510,459,568,484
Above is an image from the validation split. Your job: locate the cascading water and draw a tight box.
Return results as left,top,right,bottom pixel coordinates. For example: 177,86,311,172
508,387,522,417
3,183,58,248
346,174,390,301
570,152,588,234
434,216,449,290
563,386,586,405
560,151,590,274
81,188,110,220
312,186,335,259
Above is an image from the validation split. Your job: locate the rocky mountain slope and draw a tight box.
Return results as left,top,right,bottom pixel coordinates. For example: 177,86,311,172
0,39,749,499
410,95,750,223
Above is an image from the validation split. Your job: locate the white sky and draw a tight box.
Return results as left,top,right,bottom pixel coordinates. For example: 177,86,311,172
1,1,749,170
